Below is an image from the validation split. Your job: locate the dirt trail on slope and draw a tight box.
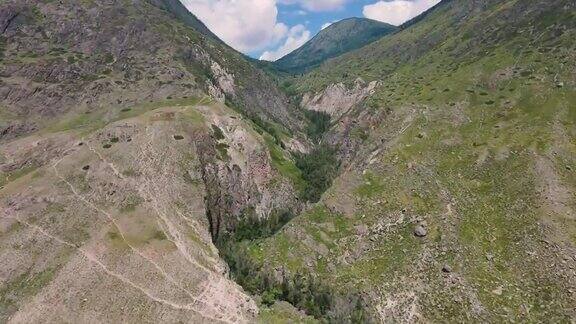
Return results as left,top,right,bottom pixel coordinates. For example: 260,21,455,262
0,103,257,323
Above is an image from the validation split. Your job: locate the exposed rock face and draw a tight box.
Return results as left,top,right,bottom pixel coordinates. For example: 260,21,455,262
301,78,378,120
211,61,236,97
194,104,300,241
0,121,37,142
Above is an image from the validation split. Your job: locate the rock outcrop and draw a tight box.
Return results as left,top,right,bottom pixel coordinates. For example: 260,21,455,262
301,78,378,120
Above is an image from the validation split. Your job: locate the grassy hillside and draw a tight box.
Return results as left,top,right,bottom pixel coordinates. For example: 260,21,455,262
272,18,397,73
239,0,576,321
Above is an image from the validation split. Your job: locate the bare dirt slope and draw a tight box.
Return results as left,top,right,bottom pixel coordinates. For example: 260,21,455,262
0,98,299,323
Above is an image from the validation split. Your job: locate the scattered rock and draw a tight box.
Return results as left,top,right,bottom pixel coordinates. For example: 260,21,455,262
174,135,184,140
355,224,369,236
492,286,503,296
103,144,112,149
566,165,572,171
556,82,564,88
414,225,427,237
442,265,453,273
82,165,90,171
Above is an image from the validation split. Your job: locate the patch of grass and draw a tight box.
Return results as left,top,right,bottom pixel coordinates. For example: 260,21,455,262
355,171,385,199
0,268,58,321
2,165,39,185
44,96,203,135
258,301,319,323
119,194,144,213
337,223,420,285
106,229,129,250
263,134,306,194
152,230,167,241
45,202,66,214
215,142,230,161
122,168,140,177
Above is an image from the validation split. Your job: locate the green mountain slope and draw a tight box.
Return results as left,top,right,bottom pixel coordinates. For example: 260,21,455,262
272,17,397,73
237,0,576,322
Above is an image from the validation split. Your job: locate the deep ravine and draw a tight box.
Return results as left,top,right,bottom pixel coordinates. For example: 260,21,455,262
199,110,374,322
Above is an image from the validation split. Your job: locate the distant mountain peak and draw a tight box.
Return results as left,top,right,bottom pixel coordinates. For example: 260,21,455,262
272,17,397,73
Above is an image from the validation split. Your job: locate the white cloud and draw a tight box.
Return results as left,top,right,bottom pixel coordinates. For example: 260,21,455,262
259,25,311,61
279,0,349,12
321,22,333,30
179,0,344,57
180,0,288,52
363,0,441,26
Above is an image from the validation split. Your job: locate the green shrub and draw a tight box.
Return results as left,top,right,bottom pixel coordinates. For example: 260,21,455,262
304,110,331,143
294,144,339,203
233,209,294,242
211,124,225,140
216,142,230,161
215,205,369,321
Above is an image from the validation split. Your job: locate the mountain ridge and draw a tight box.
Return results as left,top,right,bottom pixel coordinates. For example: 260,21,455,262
272,17,397,73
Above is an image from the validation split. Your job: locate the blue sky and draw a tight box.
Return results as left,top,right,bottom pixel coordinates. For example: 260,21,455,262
277,0,374,37
180,0,440,60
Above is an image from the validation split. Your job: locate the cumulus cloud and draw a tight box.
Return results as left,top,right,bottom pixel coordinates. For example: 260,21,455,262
259,25,311,61
180,0,349,58
180,0,288,52
279,0,349,12
363,0,441,26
